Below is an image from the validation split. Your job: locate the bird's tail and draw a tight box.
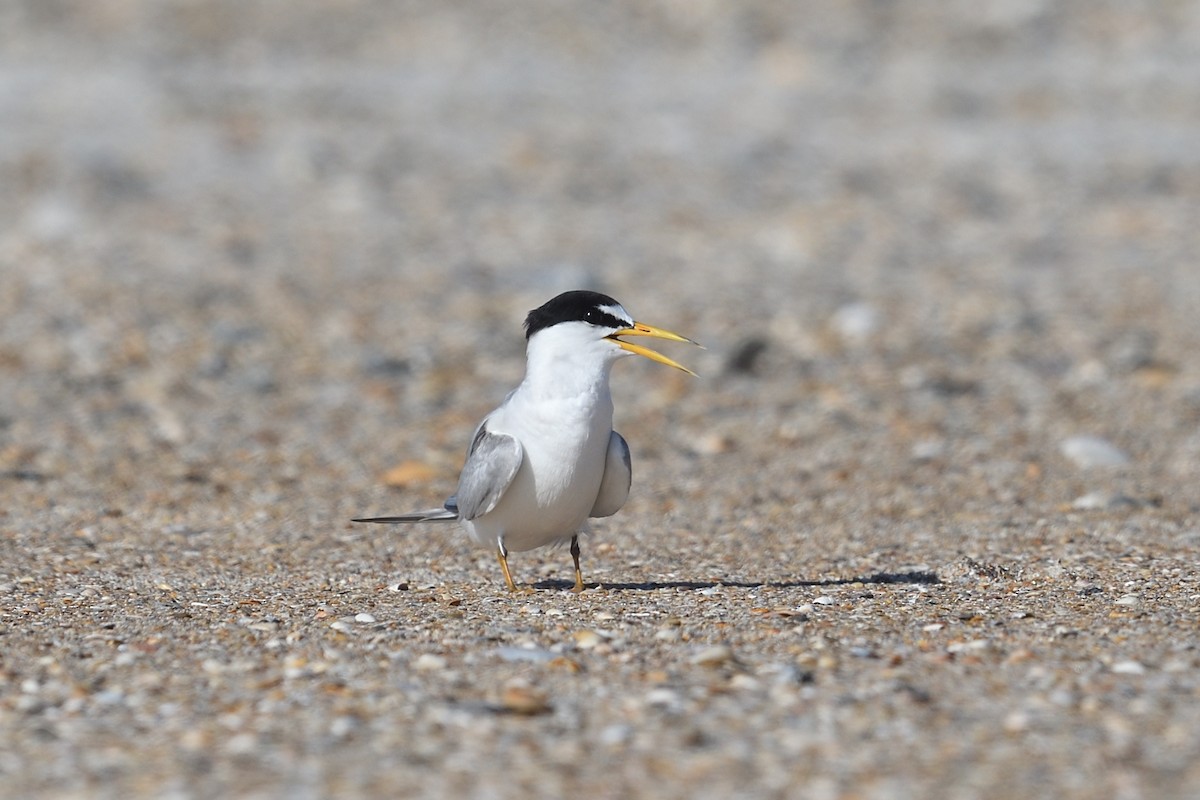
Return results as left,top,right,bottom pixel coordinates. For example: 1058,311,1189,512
352,507,458,524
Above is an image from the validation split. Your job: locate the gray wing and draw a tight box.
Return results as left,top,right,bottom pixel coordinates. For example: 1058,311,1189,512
590,430,632,518
454,422,524,521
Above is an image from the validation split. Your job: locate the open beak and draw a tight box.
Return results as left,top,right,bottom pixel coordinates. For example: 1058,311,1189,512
606,321,702,376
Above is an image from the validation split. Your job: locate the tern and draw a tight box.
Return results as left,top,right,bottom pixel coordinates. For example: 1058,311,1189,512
353,290,699,592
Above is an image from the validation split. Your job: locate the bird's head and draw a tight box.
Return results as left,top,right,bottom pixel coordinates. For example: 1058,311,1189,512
523,290,699,376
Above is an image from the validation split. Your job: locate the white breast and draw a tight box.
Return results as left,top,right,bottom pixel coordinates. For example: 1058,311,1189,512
461,386,614,552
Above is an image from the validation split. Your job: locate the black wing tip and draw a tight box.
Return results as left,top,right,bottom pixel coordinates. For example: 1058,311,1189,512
352,516,401,523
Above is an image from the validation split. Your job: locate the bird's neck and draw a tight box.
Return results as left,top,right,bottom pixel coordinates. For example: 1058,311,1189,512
520,345,616,406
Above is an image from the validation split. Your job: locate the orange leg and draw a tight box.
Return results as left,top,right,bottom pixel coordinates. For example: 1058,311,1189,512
570,535,585,593
496,544,518,592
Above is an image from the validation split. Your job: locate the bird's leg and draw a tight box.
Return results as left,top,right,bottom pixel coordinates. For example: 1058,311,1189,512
570,535,585,593
496,541,518,592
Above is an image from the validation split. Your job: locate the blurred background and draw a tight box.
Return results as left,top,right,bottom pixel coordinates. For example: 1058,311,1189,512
3,0,1199,555
3,2,1200,796
4,0,1198,525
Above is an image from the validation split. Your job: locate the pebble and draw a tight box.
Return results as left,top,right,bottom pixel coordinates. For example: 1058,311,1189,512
1111,660,1146,675
599,724,633,746
381,460,439,487
354,613,377,623
1060,436,1130,468
911,439,946,462
655,627,682,642
1003,710,1030,733
412,654,448,672
693,432,735,455
725,336,770,374
831,302,881,342
1071,492,1137,511
729,674,760,691
573,630,605,649
499,680,551,716
330,716,358,738
690,644,736,668
645,688,684,712
495,646,558,663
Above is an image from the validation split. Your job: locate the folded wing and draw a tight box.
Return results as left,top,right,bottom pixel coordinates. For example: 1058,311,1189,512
589,430,631,518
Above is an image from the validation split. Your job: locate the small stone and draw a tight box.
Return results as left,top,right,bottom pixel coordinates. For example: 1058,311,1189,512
1003,710,1030,733
1111,660,1146,675
645,688,683,711
381,460,439,487
225,733,258,755
831,302,880,342
655,627,682,642
495,646,558,663
499,680,551,715
690,644,735,668
354,613,377,624
1005,648,1036,665
330,716,358,738
600,724,633,746
729,674,760,690
548,656,582,672
725,337,769,374
412,653,447,672
1072,491,1138,511
1114,594,1140,607
1071,492,1110,510
573,630,604,649
1060,436,1130,468
911,439,946,462
693,432,734,455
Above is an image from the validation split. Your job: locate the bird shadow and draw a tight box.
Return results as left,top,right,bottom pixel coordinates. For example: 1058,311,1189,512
531,570,940,592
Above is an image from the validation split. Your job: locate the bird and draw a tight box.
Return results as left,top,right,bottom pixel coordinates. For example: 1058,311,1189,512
353,290,699,592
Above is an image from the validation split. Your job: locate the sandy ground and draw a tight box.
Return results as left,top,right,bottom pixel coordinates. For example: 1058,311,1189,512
3,2,1200,798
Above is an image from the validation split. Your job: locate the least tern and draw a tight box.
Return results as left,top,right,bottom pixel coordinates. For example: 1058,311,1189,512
354,290,699,592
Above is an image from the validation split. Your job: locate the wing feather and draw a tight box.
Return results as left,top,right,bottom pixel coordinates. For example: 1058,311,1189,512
454,423,523,520
589,430,631,518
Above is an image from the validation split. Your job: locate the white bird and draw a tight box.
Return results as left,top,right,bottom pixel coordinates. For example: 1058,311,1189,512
354,290,699,592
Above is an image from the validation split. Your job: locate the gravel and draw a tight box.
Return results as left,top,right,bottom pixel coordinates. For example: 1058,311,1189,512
3,2,1200,799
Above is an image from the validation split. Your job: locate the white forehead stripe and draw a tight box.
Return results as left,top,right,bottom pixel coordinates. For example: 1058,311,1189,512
598,304,632,327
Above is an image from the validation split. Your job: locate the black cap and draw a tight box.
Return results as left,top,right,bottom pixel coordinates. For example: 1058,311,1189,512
524,290,629,340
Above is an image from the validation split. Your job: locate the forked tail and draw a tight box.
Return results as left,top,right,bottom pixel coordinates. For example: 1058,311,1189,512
352,508,458,523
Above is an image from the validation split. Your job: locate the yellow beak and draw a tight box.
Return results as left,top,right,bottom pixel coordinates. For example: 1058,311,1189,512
606,321,701,376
